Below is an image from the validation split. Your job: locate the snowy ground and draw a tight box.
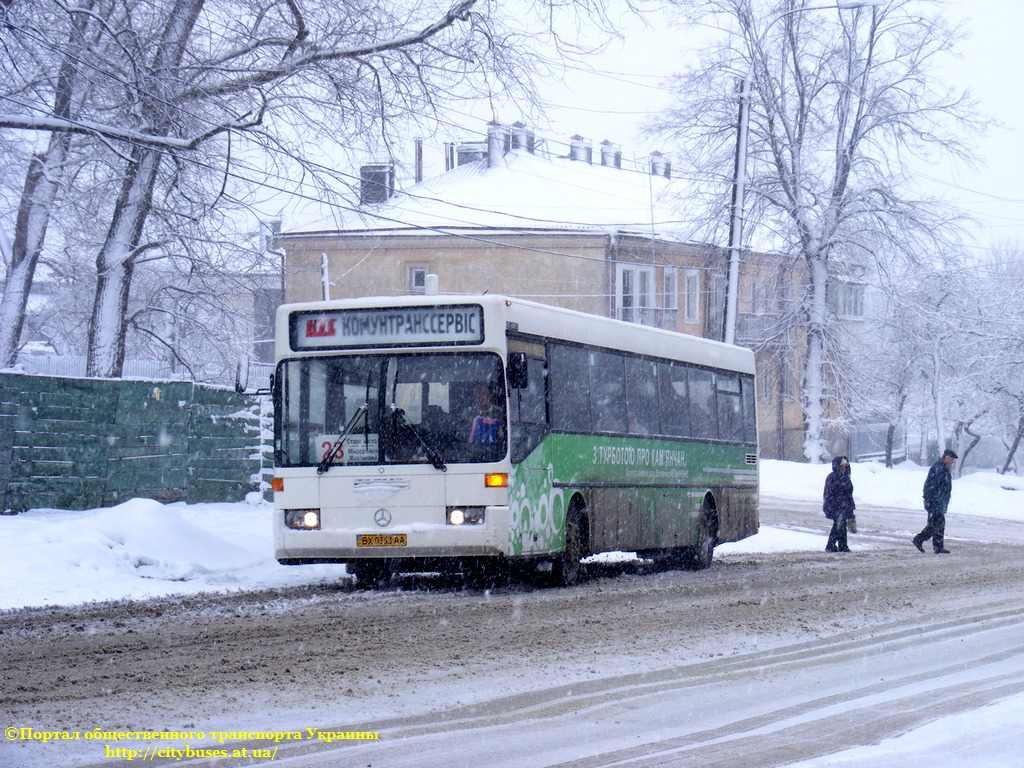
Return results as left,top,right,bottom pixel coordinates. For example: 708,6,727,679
2,459,1023,767
3,459,1021,611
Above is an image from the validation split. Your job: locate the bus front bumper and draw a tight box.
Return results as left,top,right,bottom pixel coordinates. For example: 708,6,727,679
274,505,511,563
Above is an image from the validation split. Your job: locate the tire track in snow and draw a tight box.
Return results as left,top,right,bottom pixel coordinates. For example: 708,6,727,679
158,596,1024,768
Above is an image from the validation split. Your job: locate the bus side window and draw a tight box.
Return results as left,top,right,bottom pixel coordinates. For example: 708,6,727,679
550,344,590,432
688,368,719,440
658,361,690,437
741,375,757,443
590,350,626,433
716,373,744,441
625,357,659,436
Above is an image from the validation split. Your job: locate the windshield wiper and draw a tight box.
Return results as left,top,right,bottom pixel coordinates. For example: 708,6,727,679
392,406,447,472
317,403,369,475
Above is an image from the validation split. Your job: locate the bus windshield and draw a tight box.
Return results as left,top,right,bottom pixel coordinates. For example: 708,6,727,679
275,351,507,468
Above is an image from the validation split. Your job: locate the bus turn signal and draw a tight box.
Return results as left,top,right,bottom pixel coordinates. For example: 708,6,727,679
484,473,508,488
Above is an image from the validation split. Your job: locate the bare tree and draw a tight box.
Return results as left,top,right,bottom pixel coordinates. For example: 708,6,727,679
840,281,917,467
955,248,1024,474
650,0,980,461
2,0,632,377
0,0,101,367
865,249,1024,475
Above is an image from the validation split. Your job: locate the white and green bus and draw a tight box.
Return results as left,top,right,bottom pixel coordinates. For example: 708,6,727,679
272,294,758,586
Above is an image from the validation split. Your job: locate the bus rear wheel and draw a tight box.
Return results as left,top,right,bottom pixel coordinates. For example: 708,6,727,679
686,504,718,571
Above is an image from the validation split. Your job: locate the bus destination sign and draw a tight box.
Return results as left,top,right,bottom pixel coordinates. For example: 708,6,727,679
292,305,484,349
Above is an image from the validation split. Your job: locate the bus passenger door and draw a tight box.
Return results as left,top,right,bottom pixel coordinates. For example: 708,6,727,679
507,341,548,463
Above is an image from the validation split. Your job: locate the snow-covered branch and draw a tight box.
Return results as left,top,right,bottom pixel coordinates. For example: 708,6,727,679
0,113,228,150
179,0,479,102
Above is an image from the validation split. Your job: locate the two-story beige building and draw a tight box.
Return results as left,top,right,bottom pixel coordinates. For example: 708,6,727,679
277,127,805,458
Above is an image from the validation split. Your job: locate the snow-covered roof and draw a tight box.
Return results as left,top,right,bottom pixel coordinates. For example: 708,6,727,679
289,148,702,243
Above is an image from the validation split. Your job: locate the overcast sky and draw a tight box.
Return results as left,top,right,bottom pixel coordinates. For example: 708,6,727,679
279,2,1024,251
530,0,1024,253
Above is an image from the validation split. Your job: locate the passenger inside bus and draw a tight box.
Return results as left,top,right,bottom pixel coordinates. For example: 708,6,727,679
468,383,504,445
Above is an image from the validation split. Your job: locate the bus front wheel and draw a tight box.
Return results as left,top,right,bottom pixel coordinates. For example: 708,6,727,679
550,507,586,587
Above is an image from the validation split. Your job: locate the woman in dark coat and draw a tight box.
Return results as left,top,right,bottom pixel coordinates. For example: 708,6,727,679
823,456,855,553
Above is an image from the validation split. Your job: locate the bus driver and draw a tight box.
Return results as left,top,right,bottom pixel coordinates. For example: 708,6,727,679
468,383,503,445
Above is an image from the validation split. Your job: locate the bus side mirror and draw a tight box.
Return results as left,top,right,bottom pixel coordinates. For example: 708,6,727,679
508,352,528,390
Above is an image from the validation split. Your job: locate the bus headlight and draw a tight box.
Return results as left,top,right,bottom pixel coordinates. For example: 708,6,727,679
285,509,321,530
447,506,485,526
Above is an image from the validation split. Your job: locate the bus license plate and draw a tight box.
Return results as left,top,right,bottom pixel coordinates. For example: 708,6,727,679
356,534,407,548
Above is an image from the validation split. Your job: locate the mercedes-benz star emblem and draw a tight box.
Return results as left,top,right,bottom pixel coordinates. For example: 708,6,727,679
374,508,392,528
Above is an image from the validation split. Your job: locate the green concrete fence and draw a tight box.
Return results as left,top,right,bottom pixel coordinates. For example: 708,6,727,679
0,372,267,513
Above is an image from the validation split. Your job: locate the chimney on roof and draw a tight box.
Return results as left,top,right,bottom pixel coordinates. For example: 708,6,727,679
487,122,511,167
359,163,395,204
600,140,622,169
511,122,535,153
456,141,486,166
570,134,593,163
650,151,671,179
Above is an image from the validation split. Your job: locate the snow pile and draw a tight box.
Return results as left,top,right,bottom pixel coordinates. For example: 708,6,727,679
0,498,346,609
760,458,1024,518
1,459,1021,611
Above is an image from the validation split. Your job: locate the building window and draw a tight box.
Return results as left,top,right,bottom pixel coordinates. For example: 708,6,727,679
616,264,656,325
253,287,282,364
409,267,427,294
683,269,700,324
750,281,761,315
836,282,865,318
663,268,678,310
661,267,679,329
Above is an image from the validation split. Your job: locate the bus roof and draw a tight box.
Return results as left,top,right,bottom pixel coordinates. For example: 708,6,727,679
278,294,756,375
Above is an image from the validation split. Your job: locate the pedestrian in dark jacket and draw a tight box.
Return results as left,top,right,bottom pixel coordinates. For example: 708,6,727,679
913,448,957,554
823,456,855,553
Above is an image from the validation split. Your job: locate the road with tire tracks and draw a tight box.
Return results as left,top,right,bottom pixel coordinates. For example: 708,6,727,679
2,497,1022,767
